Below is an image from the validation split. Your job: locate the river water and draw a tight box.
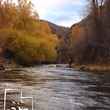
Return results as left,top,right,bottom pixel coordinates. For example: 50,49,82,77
0,64,110,110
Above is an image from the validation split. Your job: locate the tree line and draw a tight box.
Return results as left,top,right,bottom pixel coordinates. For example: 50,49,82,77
59,0,110,66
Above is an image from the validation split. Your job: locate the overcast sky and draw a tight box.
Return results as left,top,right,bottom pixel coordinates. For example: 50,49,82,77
32,0,87,27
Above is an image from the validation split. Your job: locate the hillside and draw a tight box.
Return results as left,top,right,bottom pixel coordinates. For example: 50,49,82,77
44,20,69,39
68,1,110,65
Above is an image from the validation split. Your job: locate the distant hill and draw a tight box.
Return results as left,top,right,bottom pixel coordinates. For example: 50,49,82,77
41,20,69,39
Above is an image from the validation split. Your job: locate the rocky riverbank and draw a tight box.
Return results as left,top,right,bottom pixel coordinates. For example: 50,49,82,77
72,64,110,72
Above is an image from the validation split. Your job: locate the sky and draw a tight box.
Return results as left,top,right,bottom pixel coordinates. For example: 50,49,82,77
32,0,87,27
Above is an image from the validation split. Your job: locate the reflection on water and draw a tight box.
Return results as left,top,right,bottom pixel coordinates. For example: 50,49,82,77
0,65,110,110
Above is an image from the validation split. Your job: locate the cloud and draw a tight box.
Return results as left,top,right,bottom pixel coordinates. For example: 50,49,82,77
51,12,83,27
32,0,86,26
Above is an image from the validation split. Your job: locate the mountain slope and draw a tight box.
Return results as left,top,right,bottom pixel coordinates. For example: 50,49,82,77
41,20,69,39
69,11,110,64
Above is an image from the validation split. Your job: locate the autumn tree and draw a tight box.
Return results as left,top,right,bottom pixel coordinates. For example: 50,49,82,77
0,0,58,65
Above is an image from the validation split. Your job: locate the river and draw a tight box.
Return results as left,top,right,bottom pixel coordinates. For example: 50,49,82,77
0,64,110,110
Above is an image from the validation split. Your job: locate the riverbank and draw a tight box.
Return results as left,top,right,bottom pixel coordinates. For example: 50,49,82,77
72,64,110,72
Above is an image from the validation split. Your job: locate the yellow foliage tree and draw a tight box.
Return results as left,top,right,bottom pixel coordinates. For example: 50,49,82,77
0,0,58,65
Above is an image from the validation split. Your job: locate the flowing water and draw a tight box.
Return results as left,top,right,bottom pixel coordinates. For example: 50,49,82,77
0,64,110,110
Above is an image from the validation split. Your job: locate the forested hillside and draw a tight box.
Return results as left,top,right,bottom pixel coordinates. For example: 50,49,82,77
60,0,110,66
